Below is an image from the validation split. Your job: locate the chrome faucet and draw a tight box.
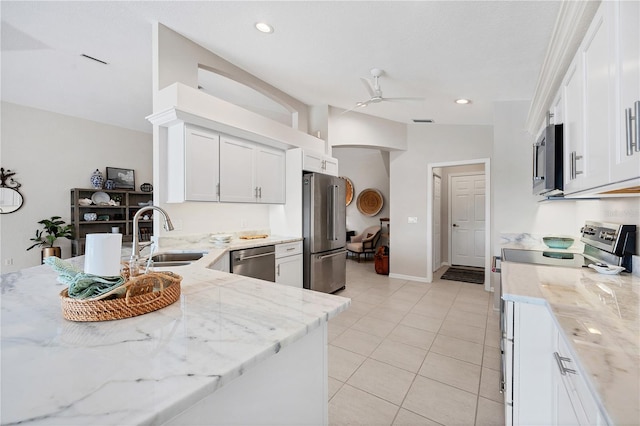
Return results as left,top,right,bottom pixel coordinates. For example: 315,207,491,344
130,206,174,274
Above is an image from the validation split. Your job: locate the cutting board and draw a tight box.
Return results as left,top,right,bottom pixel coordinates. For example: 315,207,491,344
239,235,269,240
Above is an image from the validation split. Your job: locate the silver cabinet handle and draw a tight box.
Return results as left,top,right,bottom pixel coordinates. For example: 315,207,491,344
626,106,634,156
553,352,577,375
216,183,220,197
629,101,640,155
277,264,280,276
259,187,262,198
570,151,583,179
635,101,640,153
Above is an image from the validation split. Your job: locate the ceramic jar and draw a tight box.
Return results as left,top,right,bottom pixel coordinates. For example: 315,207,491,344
84,212,97,221
105,179,116,190
90,169,104,189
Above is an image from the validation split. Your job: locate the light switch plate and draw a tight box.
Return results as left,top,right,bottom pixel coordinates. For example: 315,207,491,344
408,217,418,224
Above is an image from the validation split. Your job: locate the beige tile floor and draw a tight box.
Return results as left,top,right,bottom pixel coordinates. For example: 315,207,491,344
329,259,505,426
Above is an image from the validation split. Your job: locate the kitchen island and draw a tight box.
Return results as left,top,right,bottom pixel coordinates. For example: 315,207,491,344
1,251,350,425
501,260,639,425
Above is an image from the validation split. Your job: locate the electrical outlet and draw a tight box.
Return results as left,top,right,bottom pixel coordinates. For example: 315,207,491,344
240,219,248,228
4,258,13,266
408,217,418,224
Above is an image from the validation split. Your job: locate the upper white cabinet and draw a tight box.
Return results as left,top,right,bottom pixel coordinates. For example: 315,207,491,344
563,5,611,194
303,151,339,176
610,0,640,183
560,1,640,195
220,135,286,204
166,124,220,203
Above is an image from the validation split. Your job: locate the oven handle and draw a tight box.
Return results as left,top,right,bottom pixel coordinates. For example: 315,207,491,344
491,255,501,273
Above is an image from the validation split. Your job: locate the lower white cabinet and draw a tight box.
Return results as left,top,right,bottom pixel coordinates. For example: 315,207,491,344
208,252,230,273
506,300,608,425
275,241,302,288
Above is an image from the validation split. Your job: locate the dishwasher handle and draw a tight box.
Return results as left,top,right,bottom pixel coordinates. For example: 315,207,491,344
491,255,501,273
234,251,274,262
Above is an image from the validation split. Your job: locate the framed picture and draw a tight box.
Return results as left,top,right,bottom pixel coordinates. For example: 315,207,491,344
106,167,135,190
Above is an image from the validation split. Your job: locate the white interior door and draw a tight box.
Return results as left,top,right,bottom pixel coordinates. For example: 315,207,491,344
450,173,485,268
433,174,442,270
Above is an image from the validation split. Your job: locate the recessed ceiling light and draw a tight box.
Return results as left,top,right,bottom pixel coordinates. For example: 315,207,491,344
455,98,471,105
255,22,274,33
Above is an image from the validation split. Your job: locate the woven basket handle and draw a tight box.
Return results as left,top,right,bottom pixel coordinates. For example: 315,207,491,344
125,280,164,307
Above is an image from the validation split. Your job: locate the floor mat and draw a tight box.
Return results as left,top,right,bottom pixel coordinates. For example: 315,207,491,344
440,266,485,284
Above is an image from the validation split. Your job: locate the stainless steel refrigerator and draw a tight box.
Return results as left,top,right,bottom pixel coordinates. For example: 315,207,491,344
302,172,347,293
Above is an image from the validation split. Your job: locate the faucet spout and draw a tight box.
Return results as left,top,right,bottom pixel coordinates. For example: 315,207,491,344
130,206,174,274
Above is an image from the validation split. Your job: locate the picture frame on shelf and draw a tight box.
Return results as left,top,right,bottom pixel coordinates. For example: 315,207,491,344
106,167,135,190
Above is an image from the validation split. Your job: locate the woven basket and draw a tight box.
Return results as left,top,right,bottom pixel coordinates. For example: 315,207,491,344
60,271,182,322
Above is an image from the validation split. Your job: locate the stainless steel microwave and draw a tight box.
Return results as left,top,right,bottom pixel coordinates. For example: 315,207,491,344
533,124,564,196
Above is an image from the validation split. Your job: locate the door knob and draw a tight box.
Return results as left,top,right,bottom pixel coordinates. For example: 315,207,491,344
453,224,459,227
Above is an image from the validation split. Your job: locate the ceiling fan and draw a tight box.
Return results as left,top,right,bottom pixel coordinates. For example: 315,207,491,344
344,68,424,113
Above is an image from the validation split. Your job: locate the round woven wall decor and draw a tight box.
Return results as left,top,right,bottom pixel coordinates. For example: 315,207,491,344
356,188,384,216
340,177,354,206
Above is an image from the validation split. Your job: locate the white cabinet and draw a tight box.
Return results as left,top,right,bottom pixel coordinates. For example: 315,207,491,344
166,124,220,203
560,1,640,195
563,5,611,194
505,298,609,425
610,0,640,183
208,252,230,273
275,241,303,288
303,151,339,176
552,328,607,425
219,135,286,204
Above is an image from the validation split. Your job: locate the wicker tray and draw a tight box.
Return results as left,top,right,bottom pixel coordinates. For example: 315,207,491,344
60,271,182,322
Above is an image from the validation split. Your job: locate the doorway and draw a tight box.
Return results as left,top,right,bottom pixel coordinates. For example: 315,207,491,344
426,159,491,291
450,173,485,268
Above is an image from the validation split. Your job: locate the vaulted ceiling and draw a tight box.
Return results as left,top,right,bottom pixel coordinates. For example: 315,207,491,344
1,1,562,133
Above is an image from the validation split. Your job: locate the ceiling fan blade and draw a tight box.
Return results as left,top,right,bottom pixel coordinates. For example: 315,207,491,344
360,77,375,97
382,97,425,102
340,99,372,114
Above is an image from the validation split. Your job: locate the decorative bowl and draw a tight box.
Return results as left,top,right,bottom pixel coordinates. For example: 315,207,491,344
542,236,574,249
83,212,97,221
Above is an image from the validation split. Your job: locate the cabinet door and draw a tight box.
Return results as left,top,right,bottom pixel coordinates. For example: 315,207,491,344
256,146,285,204
185,126,220,201
219,136,257,203
581,6,612,190
610,0,640,182
323,157,339,176
513,303,555,425
303,151,325,173
563,56,585,193
276,254,303,288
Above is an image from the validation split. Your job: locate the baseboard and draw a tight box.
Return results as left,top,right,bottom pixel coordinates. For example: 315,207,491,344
388,273,430,283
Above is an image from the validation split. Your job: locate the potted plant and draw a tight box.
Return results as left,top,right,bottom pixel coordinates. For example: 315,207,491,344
27,216,74,263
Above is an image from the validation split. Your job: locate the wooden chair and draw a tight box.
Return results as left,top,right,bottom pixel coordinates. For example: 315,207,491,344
346,226,381,262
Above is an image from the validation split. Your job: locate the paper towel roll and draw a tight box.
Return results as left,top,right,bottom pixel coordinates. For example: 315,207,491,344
84,233,122,276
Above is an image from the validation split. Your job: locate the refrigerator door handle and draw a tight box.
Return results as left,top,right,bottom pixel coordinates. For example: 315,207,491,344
327,184,339,241
318,249,348,260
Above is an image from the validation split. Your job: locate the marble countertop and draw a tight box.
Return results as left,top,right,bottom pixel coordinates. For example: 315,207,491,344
1,249,349,425
501,260,639,425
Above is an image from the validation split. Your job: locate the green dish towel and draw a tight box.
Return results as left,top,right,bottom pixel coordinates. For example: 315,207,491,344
44,256,125,300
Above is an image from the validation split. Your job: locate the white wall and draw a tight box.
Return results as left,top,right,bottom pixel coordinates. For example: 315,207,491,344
390,124,494,280
332,147,390,237
0,102,153,272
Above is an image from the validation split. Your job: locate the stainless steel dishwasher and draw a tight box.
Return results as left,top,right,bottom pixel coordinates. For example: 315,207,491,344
230,245,276,282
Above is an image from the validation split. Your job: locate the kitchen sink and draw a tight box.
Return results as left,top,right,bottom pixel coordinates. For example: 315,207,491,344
150,251,207,267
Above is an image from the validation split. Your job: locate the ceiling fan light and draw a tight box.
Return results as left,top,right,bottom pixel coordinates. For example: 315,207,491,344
455,98,471,105
356,102,367,107
255,22,274,33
